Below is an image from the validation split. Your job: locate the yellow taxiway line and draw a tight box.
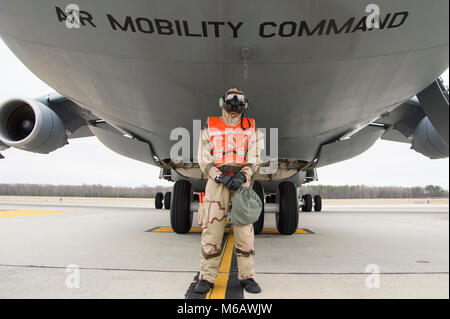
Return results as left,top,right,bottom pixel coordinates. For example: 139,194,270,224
206,232,235,299
151,225,313,299
151,226,311,234
0,210,66,218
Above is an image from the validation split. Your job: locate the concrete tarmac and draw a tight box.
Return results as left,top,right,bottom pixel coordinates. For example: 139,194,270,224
0,198,448,299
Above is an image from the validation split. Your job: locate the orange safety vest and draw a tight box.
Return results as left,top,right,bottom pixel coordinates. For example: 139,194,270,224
208,116,255,167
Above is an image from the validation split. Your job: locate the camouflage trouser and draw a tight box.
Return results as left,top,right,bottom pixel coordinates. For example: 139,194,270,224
198,178,255,283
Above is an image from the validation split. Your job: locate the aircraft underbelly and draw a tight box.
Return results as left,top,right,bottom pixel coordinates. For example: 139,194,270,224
0,0,448,161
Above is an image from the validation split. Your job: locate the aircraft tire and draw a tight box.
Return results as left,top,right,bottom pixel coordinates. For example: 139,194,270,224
314,195,322,212
170,180,193,234
252,181,265,235
155,192,164,209
193,194,200,202
270,194,276,203
301,194,313,212
164,192,171,209
276,181,299,235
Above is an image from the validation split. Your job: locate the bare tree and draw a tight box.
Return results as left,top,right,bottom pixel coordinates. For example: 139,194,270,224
0,184,448,199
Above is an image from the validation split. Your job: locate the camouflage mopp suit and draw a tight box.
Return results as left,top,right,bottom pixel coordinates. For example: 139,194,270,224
197,116,264,283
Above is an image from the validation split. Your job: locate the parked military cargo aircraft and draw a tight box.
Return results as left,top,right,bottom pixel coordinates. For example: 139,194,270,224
0,0,448,234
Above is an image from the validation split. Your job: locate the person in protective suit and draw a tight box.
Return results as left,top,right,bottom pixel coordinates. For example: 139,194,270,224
195,88,265,294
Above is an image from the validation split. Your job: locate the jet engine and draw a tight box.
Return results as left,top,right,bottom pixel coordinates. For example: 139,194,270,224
0,97,67,154
0,139,8,150
412,116,449,159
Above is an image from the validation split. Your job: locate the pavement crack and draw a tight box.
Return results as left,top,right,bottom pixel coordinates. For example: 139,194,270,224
255,271,449,275
1,264,447,275
0,263,198,274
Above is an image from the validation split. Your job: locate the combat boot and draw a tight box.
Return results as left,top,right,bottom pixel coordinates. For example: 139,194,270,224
240,278,261,294
194,280,214,294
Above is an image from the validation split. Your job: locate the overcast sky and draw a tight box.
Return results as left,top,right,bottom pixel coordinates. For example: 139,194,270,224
0,39,448,188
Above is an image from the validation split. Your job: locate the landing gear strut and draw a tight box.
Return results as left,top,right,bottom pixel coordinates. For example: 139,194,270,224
170,180,193,234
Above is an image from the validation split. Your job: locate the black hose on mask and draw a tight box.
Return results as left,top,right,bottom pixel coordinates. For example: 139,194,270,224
240,108,251,130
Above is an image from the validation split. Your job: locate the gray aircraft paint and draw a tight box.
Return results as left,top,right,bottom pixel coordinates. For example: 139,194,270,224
0,0,448,167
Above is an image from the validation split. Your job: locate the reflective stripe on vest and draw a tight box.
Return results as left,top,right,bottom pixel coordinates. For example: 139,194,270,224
208,117,255,167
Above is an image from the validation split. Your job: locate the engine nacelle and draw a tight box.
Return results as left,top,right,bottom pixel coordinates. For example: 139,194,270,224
0,139,9,151
0,97,67,154
412,116,449,159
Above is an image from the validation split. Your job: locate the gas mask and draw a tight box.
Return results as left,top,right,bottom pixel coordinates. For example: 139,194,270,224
220,90,248,114
219,89,251,130
224,95,245,113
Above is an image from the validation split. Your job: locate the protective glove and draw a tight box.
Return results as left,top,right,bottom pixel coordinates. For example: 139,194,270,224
214,173,233,186
225,172,248,191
